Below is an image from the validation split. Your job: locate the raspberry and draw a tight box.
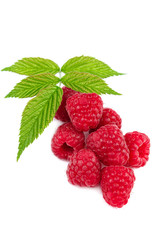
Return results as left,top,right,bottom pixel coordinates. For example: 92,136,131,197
101,166,135,208
89,108,122,133
98,108,122,129
86,124,129,166
66,93,103,132
66,149,101,187
55,86,78,122
124,131,150,168
51,122,85,160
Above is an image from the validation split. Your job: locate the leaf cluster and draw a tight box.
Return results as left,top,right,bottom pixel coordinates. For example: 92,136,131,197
2,56,124,160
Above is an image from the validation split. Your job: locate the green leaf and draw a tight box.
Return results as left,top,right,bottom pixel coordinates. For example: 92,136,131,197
17,85,63,161
5,73,60,98
61,56,124,78
61,72,121,95
2,57,60,76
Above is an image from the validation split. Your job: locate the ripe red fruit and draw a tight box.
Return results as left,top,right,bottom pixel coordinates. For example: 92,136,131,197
86,124,129,166
66,149,101,187
98,108,122,129
51,122,85,160
124,131,150,168
66,93,103,132
55,86,78,122
101,166,135,208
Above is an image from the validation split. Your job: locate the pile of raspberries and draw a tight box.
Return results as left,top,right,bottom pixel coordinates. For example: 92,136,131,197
51,87,150,208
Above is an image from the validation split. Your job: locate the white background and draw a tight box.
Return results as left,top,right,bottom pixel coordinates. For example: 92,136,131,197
0,0,160,239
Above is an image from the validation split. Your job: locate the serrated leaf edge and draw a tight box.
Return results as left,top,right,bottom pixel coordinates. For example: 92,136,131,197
17,86,63,161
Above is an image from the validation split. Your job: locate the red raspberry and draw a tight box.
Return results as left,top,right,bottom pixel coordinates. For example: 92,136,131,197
101,166,135,208
51,122,85,160
66,93,103,132
66,149,101,187
55,86,78,122
86,124,129,166
89,108,122,133
98,108,122,129
124,131,150,168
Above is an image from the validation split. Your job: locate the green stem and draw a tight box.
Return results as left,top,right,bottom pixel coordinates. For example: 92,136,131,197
59,71,62,87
